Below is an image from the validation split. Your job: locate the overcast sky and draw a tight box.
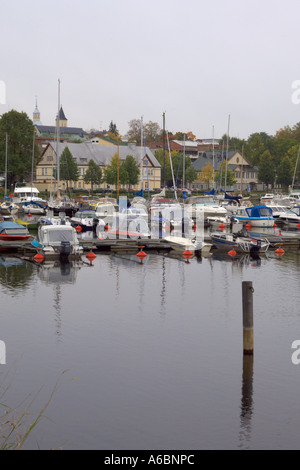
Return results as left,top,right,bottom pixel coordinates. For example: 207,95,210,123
1,0,300,140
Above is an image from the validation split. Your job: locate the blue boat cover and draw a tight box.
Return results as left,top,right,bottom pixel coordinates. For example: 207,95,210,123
246,206,273,217
0,222,25,231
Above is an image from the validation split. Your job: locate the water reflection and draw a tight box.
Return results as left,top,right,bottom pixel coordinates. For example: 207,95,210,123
0,255,35,293
38,259,83,342
239,355,254,449
37,259,83,285
209,252,265,271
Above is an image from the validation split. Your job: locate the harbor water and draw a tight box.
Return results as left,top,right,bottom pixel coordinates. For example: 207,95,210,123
1,241,300,449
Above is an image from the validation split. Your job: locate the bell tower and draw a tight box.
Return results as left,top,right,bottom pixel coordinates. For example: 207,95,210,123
33,97,42,124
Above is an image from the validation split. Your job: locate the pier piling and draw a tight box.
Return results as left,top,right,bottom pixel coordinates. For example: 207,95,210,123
242,281,254,355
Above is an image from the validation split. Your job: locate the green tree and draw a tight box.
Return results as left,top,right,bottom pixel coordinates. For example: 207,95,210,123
59,146,79,191
108,121,118,136
244,133,266,166
257,150,275,187
104,153,128,187
276,155,293,189
122,155,140,188
198,163,214,186
84,159,103,192
0,110,41,190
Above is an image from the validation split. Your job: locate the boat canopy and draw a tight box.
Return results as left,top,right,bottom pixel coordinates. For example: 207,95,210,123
39,226,76,244
245,206,273,218
0,222,26,232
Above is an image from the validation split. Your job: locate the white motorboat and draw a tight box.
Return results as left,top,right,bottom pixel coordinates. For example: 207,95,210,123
70,210,99,232
277,205,300,227
33,225,84,260
184,195,227,223
233,206,275,228
0,200,19,215
12,183,47,207
164,235,212,255
150,202,193,232
264,204,290,221
94,202,119,225
260,193,274,204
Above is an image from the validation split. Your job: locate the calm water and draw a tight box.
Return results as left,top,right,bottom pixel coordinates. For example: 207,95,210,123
1,240,300,450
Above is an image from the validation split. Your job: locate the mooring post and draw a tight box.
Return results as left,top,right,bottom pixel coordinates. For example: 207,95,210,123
242,281,254,355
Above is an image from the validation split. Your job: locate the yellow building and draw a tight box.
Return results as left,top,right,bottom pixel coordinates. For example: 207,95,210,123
36,142,161,193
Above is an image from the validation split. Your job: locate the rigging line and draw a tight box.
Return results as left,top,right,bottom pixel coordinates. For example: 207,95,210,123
166,130,177,200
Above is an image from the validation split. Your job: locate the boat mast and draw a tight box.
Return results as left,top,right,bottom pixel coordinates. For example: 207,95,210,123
225,114,230,193
241,144,244,195
182,134,186,190
162,112,166,188
140,116,143,191
56,79,61,198
31,130,35,197
4,132,8,197
212,125,215,190
291,145,300,191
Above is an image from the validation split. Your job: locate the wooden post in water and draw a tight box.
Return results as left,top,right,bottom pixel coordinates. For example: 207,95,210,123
242,281,254,355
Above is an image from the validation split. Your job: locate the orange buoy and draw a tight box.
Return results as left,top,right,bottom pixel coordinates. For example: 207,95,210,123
104,224,111,231
245,223,251,230
183,249,193,259
275,248,285,255
137,249,147,260
34,253,45,263
228,250,237,257
76,225,82,232
219,223,225,230
297,224,300,229
86,252,96,261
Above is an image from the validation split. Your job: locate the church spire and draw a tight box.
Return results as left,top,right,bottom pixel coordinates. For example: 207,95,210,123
57,105,68,127
33,96,42,125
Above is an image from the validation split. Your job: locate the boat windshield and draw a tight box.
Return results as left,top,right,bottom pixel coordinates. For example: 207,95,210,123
290,207,300,216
